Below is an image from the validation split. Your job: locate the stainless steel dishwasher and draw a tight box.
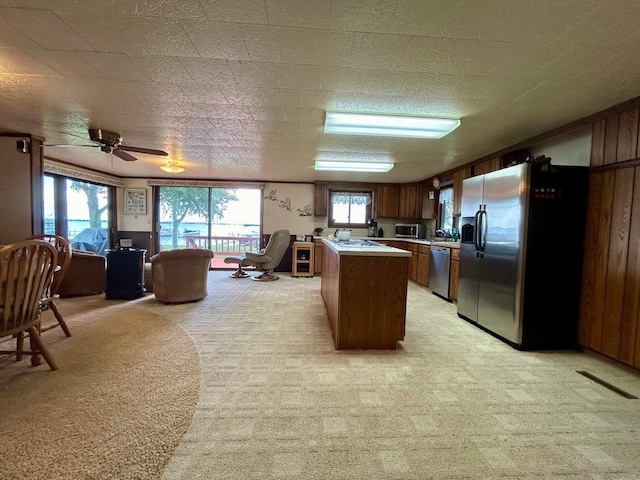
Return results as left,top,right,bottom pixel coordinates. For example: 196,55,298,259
429,246,451,300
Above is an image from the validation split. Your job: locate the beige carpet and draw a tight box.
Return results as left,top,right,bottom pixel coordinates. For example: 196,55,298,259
141,271,638,480
4,271,640,479
0,297,200,480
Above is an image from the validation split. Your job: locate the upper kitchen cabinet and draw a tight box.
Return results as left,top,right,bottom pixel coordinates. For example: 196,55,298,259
399,184,421,218
376,185,400,218
591,106,639,166
452,167,472,216
473,157,501,176
314,182,328,216
421,180,437,219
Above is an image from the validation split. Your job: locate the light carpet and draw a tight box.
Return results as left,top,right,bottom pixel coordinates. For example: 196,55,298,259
4,271,640,479
0,297,200,480
141,271,639,480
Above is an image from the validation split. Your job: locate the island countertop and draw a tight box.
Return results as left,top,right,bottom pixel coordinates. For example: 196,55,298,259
321,238,412,257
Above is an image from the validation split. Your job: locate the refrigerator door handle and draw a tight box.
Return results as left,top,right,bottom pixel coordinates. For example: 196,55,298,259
474,209,481,256
480,208,488,255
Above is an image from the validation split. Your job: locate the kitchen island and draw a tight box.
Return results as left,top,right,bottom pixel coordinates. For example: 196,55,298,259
320,239,411,349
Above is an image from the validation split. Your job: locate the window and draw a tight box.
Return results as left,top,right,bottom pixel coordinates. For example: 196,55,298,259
43,173,114,255
329,190,372,228
439,186,454,233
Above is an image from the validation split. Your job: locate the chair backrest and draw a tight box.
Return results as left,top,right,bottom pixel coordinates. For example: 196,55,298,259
0,240,58,337
261,229,290,270
28,234,72,296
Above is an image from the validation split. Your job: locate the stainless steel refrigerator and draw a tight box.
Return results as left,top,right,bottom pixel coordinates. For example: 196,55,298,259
456,161,588,350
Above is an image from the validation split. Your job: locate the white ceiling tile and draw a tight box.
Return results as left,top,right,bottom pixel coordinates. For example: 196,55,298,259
56,13,199,57
77,52,150,80
221,87,300,108
199,0,268,24
265,0,332,28
132,55,195,83
329,0,398,32
0,46,60,75
1,0,640,182
184,20,251,60
388,0,600,43
228,60,280,88
248,105,285,121
0,7,94,50
347,32,411,70
26,50,106,78
298,29,355,67
402,37,518,75
178,57,238,87
179,83,229,104
0,18,47,50
242,24,300,63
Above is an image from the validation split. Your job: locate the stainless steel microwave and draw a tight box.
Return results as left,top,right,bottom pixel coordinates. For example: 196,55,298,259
395,224,426,238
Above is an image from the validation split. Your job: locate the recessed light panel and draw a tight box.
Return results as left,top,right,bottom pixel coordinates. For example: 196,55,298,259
324,112,460,139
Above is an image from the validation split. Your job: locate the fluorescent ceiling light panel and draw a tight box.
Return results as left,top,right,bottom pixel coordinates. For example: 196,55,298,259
324,112,460,138
314,160,393,172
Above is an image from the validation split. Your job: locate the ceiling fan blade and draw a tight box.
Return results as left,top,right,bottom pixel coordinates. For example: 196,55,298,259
119,145,168,156
113,148,138,162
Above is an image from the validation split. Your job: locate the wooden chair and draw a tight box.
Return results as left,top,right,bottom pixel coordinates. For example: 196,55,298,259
0,240,59,370
28,234,73,336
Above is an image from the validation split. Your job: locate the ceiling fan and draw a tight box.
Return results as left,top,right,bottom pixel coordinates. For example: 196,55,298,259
43,128,168,162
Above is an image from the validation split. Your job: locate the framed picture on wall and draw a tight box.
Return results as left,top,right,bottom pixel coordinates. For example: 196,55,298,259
124,188,147,215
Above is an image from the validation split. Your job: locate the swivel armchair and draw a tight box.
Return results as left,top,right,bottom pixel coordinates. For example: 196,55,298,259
151,248,214,303
225,229,290,281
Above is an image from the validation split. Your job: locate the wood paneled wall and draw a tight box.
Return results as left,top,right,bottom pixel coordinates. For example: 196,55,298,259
580,104,640,369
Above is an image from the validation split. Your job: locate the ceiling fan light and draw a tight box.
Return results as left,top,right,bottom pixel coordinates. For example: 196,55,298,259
324,112,460,139
159,161,185,174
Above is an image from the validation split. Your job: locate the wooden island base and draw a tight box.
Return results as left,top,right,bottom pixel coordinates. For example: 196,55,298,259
321,241,410,350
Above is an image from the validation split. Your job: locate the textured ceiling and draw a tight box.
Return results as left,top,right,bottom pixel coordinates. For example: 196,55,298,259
1,0,639,183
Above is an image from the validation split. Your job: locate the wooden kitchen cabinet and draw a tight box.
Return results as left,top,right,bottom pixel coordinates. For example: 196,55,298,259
399,184,420,218
453,167,472,216
416,244,430,287
314,238,323,274
449,247,460,300
473,157,501,176
376,185,399,218
314,182,328,216
403,242,418,282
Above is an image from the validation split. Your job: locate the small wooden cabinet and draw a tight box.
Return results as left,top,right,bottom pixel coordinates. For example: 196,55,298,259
292,242,314,277
449,247,460,301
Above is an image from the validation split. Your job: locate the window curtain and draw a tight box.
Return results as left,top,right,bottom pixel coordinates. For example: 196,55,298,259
331,192,372,205
439,187,453,204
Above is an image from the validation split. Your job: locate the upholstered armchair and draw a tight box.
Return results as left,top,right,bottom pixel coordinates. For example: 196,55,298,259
225,229,290,281
151,248,213,303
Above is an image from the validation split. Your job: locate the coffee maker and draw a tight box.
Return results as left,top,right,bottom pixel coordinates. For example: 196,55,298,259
367,218,378,237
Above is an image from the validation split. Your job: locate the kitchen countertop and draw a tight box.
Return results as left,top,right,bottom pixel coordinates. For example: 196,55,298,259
322,238,411,257
321,237,460,249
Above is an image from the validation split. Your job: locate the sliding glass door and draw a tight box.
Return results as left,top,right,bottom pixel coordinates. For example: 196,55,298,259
156,186,261,268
